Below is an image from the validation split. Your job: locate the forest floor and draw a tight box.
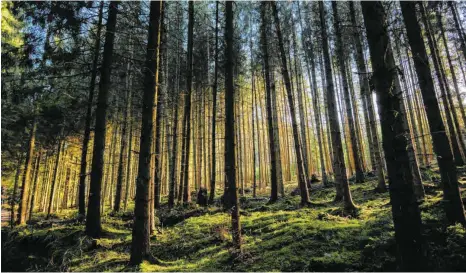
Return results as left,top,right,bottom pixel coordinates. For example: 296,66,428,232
2,169,466,272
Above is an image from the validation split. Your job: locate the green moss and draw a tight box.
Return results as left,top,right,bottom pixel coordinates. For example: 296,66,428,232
2,176,466,271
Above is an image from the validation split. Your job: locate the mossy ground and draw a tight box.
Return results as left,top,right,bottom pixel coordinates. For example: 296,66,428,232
2,172,466,272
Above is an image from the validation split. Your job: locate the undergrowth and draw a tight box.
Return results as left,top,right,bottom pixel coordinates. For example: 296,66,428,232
2,173,466,272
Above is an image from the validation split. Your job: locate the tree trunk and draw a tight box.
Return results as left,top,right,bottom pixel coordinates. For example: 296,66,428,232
319,1,356,210
224,1,242,251
28,150,42,220
361,2,424,270
114,58,132,212
271,2,310,205
18,117,37,225
154,5,166,209
78,0,104,220
124,117,133,211
260,3,282,202
437,9,466,136
129,0,161,265
332,2,364,183
401,1,466,226
47,135,63,218
449,1,466,64
10,156,23,226
209,2,219,203
85,1,119,238
182,1,194,204
348,1,386,192
419,3,465,166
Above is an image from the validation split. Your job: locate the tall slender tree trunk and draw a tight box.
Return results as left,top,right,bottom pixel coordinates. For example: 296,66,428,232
47,135,64,218
10,156,23,226
260,3,282,202
361,2,424,270
28,150,42,220
299,4,328,184
78,0,104,220
129,0,162,265
291,18,310,179
124,117,133,211
419,4,465,166
114,54,132,212
401,1,466,226
271,2,310,205
449,1,466,65
332,2,364,183
182,1,194,204
437,10,466,134
348,0,385,192
18,117,37,225
319,1,356,210
224,1,242,251
154,5,166,209
209,2,219,204
85,1,119,238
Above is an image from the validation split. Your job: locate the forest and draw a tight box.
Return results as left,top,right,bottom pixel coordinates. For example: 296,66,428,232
1,0,466,271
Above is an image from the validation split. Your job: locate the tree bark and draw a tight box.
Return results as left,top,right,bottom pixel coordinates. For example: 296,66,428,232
401,1,466,226
419,3,465,166
129,0,161,265
47,135,64,218
85,0,119,238
224,1,242,251
260,2,283,203
332,2,364,183
319,1,356,210
28,150,42,220
271,2,310,205
437,9,466,136
182,1,194,204
361,2,424,270
449,1,466,65
10,156,23,226
78,0,104,220
18,117,37,225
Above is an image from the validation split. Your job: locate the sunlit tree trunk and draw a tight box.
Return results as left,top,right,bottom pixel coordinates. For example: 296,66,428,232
332,2,364,183
319,1,356,210
271,2,310,205
18,117,37,225
419,3,465,166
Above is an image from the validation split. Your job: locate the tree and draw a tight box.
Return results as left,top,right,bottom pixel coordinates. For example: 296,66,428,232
182,1,194,204
319,1,356,211
85,1,119,238
419,3,465,166
361,1,424,270
260,2,283,203
78,0,104,219
400,1,466,226
129,0,162,265
271,2,310,205
348,1,386,191
209,1,219,204
224,0,242,251
332,1,364,183
17,114,37,224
